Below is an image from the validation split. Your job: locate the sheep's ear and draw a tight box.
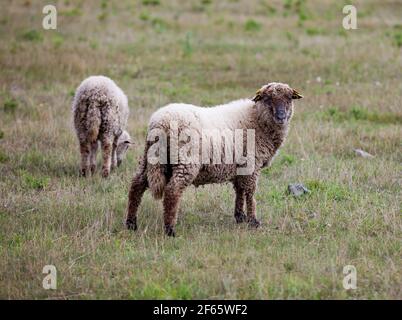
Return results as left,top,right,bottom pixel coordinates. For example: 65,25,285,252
252,89,263,102
292,89,303,99
125,141,135,146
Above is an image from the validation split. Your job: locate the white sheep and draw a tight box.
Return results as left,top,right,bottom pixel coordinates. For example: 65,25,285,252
72,75,132,177
126,82,303,236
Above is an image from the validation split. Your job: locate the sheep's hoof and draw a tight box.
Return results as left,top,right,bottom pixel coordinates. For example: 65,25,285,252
102,169,110,178
80,168,88,177
126,218,137,231
247,217,261,228
164,225,176,237
234,210,247,224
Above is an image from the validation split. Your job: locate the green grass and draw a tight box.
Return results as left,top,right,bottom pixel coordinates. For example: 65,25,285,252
322,106,402,125
20,170,50,191
59,8,83,17
142,0,160,6
0,149,9,163
3,98,18,113
244,19,262,32
0,0,401,299
19,29,43,42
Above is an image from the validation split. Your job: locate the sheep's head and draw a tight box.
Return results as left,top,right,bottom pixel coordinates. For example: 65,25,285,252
253,82,303,125
116,130,133,166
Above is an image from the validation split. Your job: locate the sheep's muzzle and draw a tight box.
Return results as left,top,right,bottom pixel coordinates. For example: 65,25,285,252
273,104,288,124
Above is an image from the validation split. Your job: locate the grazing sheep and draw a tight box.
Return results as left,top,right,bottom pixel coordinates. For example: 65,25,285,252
126,82,303,236
72,75,131,177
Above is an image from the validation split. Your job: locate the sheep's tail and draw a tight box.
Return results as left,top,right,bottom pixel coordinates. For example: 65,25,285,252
147,163,166,199
86,101,101,142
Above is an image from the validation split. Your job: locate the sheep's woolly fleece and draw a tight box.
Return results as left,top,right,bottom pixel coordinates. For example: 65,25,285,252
72,75,130,177
127,82,302,236
72,75,129,143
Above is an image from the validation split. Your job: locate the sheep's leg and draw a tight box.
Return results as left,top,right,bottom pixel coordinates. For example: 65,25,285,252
163,165,198,237
233,183,246,223
79,141,91,177
245,192,261,228
111,137,118,170
101,136,113,178
245,176,261,228
126,170,148,231
90,141,98,175
163,179,186,237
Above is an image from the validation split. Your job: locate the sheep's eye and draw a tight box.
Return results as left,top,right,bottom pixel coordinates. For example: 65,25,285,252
263,97,273,106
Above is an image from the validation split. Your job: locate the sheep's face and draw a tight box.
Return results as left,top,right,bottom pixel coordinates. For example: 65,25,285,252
253,82,303,126
116,130,132,166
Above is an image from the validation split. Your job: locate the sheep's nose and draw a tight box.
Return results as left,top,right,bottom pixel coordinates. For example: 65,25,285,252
275,111,286,120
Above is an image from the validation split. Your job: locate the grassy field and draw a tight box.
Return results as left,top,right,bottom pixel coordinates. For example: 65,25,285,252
0,0,401,299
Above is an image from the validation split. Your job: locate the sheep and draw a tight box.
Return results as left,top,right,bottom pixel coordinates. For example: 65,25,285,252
126,82,303,236
72,75,132,178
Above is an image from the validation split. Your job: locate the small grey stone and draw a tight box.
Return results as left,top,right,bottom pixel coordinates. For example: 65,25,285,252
353,148,374,158
288,183,311,197
308,212,318,219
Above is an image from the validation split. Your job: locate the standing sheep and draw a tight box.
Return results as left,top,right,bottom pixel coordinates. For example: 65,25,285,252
72,75,132,177
126,82,303,236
